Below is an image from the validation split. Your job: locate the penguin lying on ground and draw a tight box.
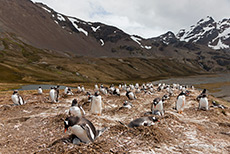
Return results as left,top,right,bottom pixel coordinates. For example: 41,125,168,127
119,101,132,110
119,116,159,128
126,91,136,100
211,101,227,109
64,116,107,144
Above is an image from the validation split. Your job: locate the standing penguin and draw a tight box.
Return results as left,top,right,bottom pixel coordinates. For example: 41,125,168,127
196,89,207,101
11,90,26,105
69,99,85,117
198,94,209,111
176,91,186,114
90,91,103,116
50,87,57,103
64,116,98,144
151,97,164,116
126,91,136,100
38,86,43,94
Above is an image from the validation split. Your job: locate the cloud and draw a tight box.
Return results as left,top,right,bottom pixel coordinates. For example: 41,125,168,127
32,0,230,38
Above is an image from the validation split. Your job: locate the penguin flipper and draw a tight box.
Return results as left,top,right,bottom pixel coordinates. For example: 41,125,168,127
118,121,128,127
81,124,94,143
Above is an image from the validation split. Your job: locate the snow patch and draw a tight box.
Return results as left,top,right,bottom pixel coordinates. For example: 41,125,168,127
68,17,88,36
145,46,152,50
57,14,65,21
130,35,142,45
42,7,51,13
91,26,100,32
208,39,229,50
100,39,104,46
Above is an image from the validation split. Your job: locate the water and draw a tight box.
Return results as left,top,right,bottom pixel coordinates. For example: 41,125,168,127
17,73,230,102
152,73,230,102
18,84,71,90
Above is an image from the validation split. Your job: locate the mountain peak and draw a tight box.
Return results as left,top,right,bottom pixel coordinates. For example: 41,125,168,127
176,16,230,50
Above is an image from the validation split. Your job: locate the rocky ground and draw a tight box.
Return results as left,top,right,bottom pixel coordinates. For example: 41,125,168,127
0,85,230,154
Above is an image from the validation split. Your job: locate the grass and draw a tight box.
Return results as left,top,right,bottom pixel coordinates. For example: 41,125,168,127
0,32,210,89
195,82,230,93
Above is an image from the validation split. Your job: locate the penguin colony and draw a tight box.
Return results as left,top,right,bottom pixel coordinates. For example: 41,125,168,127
10,83,227,146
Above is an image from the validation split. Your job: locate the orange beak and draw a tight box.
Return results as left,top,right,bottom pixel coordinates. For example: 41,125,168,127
64,128,67,133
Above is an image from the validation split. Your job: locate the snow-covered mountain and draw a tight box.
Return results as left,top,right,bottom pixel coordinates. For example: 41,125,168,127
176,16,230,50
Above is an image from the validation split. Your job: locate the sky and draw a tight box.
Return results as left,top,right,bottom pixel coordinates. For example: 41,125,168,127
31,0,230,38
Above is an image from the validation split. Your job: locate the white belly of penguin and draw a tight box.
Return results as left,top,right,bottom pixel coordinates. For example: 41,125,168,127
69,107,82,117
11,95,19,105
71,125,95,143
50,90,56,102
128,93,135,100
176,95,185,111
152,102,163,112
38,89,42,94
199,97,208,110
91,96,102,114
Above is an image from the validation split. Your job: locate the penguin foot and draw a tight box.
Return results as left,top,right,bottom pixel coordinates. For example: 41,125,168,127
97,113,101,116
178,111,183,114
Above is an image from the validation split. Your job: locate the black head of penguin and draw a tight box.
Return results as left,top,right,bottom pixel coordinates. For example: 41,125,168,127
201,94,207,98
13,90,18,95
177,91,186,99
39,86,41,88
64,116,81,132
50,87,53,89
153,97,161,106
202,89,207,94
149,116,159,122
95,91,100,96
71,99,78,106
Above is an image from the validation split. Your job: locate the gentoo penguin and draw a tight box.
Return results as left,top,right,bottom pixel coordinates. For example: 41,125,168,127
81,86,85,92
126,91,136,100
99,84,107,95
11,90,26,105
196,89,207,101
198,94,209,111
90,91,102,115
120,116,159,128
113,88,120,96
64,87,73,95
151,97,164,116
38,86,43,94
176,91,186,114
64,116,98,144
69,99,85,117
211,101,227,109
95,84,99,91
121,100,132,109
50,87,57,103
162,94,170,100
77,85,81,93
